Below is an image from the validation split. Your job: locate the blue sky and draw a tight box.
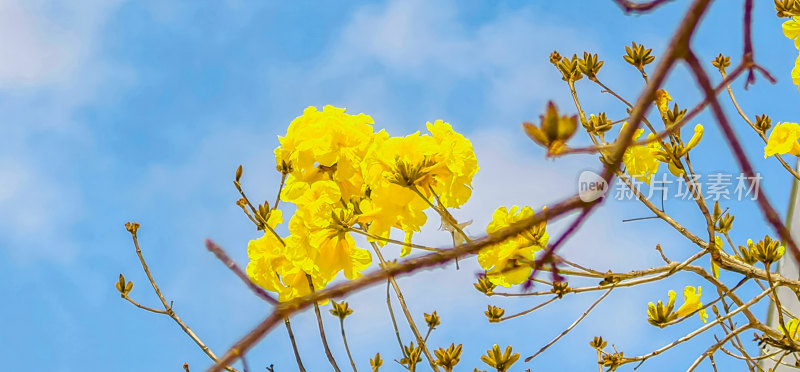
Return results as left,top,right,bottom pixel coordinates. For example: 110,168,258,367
2,0,800,371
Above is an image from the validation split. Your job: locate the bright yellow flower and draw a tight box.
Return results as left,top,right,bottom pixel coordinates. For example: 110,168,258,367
620,123,661,184
287,184,373,282
793,52,800,93
357,182,430,252
246,233,327,302
426,120,479,208
360,122,478,248
479,206,548,287
784,16,800,49
765,122,800,158
781,318,800,340
276,105,376,201
246,208,331,302
309,204,372,281
675,286,708,323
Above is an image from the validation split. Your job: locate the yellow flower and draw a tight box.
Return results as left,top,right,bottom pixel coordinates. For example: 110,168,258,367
426,120,479,208
675,286,708,323
290,190,373,282
276,105,376,201
360,122,478,248
654,89,672,115
310,203,372,281
764,122,800,158
620,123,661,184
784,16,800,49
793,52,800,93
245,229,328,302
479,206,548,287
781,318,800,340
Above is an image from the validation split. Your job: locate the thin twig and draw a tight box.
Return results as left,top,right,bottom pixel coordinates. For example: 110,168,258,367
284,317,306,372
339,317,358,372
308,275,342,372
525,288,614,362
386,281,407,358
125,223,238,372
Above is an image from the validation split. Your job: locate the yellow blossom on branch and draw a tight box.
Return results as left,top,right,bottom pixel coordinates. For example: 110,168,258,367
479,206,548,287
764,122,800,158
782,318,800,340
620,123,661,184
784,16,800,49
675,286,708,323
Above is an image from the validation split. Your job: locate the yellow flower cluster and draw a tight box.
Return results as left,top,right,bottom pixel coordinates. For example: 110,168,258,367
247,106,478,301
479,206,549,287
784,16,800,92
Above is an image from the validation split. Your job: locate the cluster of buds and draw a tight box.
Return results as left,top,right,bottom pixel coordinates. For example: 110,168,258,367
474,275,496,296
400,342,423,372
653,124,704,177
434,343,463,372
623,42,656,78
578,52,604,80
712,201,735,234
276,159,292,175
523,101,578,156
712,53,732,73
329,300,354,320
647,292,678,327
551,52,584,82
125,221,140,235
485,305,505,323
736,235,786,267
115,273,134,297
550,281,570,298
756,114,772,133
585,113,614,135
662,102,688,126
254,201,273,231
754,235,786,266
600,350,626,371
370,353,383,372
480,345,520,372
735,239,759,265
590,336,608,350
424,311,441,330
776,0,800,17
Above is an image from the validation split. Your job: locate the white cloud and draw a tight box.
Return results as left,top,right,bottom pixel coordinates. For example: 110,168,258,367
0,0,126,263
0,0,121,89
